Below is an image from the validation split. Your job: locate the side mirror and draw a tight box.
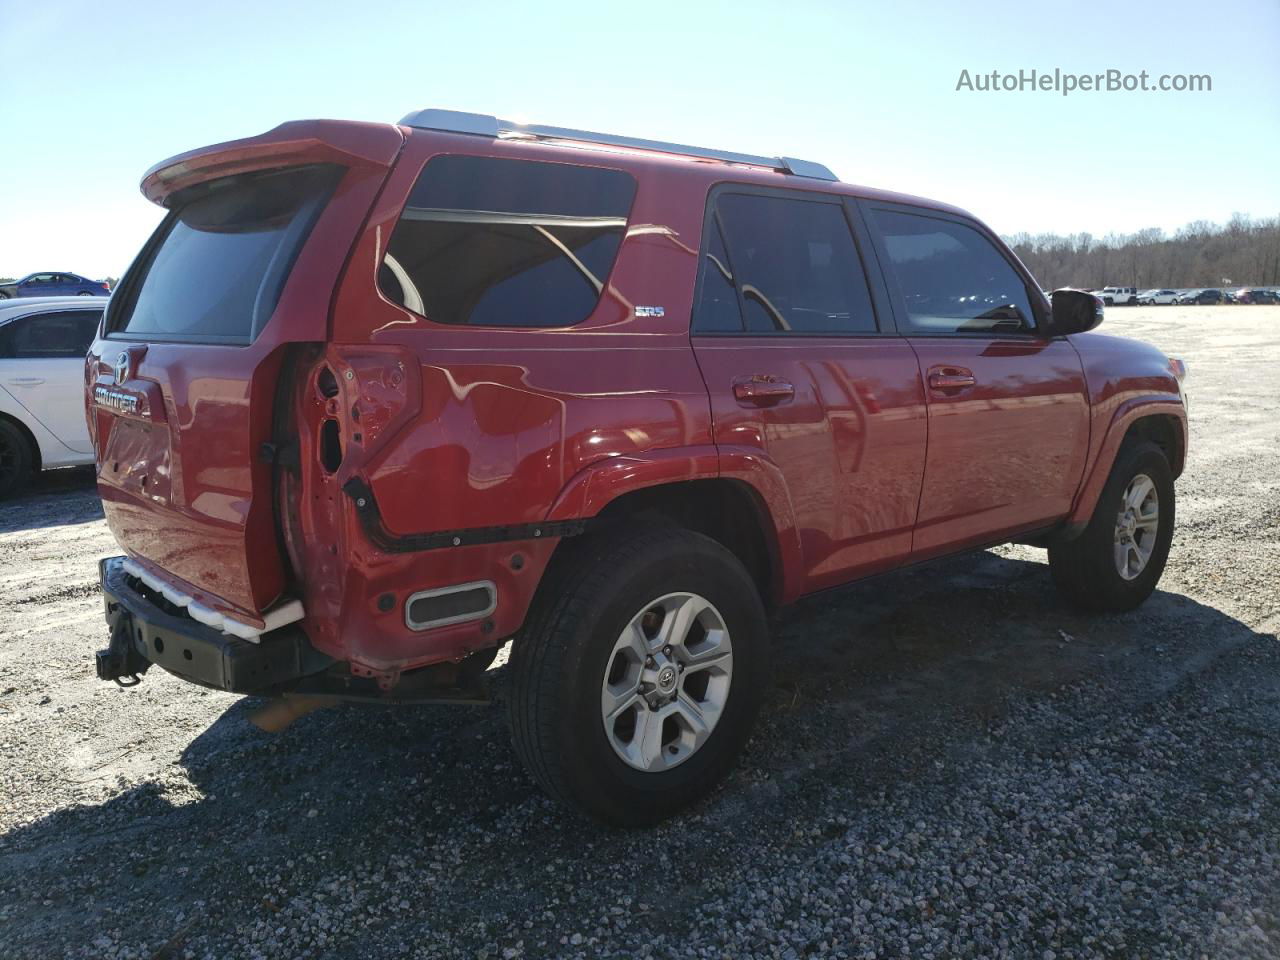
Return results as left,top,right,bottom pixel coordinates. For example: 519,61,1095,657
1048,289,1104,336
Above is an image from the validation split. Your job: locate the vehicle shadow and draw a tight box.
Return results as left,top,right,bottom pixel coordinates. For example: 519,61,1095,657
0,466,100,534
1,550,1273,957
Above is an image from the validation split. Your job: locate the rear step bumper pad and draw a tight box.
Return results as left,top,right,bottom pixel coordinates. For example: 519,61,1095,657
120,557,304,642
96,556,331,693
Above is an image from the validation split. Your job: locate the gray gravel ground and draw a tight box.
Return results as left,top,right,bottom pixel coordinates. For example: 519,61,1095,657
1,305,1278,959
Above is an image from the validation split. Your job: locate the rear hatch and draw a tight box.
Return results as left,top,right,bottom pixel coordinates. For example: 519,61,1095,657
88,120,403,621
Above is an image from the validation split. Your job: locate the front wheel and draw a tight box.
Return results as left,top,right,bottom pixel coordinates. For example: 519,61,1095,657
1049,441,1175,612
508,526,769,825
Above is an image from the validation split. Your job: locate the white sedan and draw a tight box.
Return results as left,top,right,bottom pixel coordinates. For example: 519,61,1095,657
1138,289,1179,305
0,297,103,497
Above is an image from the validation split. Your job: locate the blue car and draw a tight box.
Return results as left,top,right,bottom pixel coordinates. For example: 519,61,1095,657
0,272,110,299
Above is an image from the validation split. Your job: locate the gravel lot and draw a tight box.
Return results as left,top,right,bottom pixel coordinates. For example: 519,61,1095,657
1,305,1278,960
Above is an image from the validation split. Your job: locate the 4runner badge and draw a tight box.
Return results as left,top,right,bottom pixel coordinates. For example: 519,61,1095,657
94,384,139,414
634,306,665,318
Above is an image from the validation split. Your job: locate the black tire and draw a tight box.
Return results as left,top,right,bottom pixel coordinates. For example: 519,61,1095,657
0,419,34,499
1049,441,1174,613
508,525,769,826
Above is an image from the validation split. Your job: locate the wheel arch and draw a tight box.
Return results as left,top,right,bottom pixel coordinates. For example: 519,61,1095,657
1124,412,1185,479
544,447,804,610
1064,400,1186,537
593,477,784,611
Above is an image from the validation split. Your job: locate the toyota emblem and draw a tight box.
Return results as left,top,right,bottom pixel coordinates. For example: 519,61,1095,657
113,351,131,384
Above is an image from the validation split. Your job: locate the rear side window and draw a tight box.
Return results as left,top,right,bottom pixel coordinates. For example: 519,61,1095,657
0,310,101,358
694,192,877,334
871,209,1036,334
378,155,636,327
111,165,340,343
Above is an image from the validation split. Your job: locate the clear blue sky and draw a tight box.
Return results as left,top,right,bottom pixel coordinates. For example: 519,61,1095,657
1,0,1277,279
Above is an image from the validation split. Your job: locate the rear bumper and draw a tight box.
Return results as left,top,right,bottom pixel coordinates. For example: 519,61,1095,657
97,556,331,693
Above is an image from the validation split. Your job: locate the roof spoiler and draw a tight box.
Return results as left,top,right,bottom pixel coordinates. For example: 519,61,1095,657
140,120,405,206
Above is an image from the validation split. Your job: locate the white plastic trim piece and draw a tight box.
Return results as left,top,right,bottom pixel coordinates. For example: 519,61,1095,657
121,558,304,643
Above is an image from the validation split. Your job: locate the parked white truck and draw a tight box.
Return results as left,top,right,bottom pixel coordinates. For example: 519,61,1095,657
1093,286,1140,306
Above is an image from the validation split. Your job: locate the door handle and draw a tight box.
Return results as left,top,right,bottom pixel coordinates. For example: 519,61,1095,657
926,367,976,392
733,375,795,406
6,377,46,386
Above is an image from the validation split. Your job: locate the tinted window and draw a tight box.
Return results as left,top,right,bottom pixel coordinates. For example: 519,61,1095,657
707,193,876,334
692,218,744,332
113,164,340,343
873,210,1035,334
0,310,101,358
379,155,636,327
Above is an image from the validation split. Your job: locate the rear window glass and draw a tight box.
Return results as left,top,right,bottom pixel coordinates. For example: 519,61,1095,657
111,165,340,343
378,155,636,327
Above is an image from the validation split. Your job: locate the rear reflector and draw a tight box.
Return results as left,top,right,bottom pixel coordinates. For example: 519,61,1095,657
405,581,497,631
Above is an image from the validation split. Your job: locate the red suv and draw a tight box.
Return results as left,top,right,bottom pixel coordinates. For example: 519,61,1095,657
87,110,1188,824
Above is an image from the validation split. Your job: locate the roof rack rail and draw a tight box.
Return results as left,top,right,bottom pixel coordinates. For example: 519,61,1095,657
398,108,839,182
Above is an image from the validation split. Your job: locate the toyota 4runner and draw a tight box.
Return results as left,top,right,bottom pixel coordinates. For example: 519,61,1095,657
87,109,1188,825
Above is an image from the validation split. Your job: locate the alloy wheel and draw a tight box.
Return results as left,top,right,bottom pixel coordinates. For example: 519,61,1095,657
600,592,734,772
1114,473,1159,580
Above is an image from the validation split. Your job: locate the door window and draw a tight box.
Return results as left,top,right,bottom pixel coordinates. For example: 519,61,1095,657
0,310,102,358
691,218,744,332
695,193,877,334
872,209,1036,334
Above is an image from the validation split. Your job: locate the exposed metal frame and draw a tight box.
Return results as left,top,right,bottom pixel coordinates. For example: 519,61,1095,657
398,108,839,182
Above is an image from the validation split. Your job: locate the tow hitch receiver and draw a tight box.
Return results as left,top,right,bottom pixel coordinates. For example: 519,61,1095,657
96,614,150,687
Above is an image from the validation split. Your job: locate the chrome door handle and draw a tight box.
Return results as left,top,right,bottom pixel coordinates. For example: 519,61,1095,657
928,373,975,390
926,365,976,392
7,377,46,386
733,376,795,406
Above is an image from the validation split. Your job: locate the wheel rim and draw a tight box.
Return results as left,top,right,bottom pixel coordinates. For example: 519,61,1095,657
1114,473,1159,580
600,592,734,772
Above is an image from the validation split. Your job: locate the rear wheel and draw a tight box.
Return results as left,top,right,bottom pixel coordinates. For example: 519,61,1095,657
0,420,34,499
1049,441,1174,612
508,526,769,825
76,291,93,297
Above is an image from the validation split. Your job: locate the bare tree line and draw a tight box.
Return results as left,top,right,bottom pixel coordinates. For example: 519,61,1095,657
1004,214,1280,290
